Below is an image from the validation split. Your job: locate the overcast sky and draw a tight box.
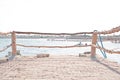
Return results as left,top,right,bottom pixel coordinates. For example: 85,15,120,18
0,0,120,33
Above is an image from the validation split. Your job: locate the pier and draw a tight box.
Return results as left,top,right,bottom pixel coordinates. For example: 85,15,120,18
0,26,120,80
0,55,120,80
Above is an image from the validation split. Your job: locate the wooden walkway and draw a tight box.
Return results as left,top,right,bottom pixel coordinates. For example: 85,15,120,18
0,55,120,80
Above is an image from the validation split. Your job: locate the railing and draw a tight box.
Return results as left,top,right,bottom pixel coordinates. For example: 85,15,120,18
0,26,120,60
0,32,11,53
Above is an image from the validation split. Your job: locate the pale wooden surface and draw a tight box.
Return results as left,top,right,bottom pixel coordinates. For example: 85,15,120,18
0,55,120,80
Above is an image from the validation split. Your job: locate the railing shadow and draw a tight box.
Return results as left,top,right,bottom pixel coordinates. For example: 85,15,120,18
94,59,120,75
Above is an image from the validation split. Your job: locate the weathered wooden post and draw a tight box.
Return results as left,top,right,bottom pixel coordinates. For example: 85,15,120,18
91,30,97,58
11,31,17,56
8,31,17,61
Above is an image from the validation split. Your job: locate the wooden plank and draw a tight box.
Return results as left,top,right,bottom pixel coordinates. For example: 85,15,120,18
37,54,49,58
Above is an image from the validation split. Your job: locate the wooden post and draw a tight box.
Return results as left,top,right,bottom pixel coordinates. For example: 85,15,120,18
11,31,17,55
91,30,97,58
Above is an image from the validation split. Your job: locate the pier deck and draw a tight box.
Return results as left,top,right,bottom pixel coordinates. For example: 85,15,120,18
0,55,120,80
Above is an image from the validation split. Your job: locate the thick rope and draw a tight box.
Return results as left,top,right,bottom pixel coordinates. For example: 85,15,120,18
0,44,12,52
16,44,91,48
17,43,120,54
91,44,120,54
0,32,11,35
15,31,93,35
97,26,120,34
14,26,120,35
0,26,119,35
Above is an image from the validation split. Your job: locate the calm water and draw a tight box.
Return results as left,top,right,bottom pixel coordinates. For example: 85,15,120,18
0,38,120,63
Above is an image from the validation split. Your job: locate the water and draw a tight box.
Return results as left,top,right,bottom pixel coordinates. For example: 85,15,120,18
0,38,120,63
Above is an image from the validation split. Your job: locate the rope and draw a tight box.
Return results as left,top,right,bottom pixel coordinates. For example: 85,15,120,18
0,26,119,35
97,26,120,34
91,44,120,54
96,43,107,58
0,44,12,52
17,43,120,54
16,43,91,48
14,26,120,35
15,31,93,35
97,34,107,58
0,32,11,35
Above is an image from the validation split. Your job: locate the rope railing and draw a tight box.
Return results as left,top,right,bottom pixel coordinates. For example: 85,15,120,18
16,43,91,48
97,26,120,34
91,44,120,54
15,31,93,35
0,32,11,35
16,43,120,54
0,44,12,52
14,26,120,35
0,26,120,59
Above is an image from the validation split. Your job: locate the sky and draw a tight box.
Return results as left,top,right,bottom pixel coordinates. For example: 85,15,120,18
0,0,120,33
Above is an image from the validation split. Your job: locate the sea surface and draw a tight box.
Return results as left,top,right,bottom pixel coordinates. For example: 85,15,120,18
0,38,120,63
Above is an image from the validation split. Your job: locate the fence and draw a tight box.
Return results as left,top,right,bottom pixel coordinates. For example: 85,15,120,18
0,26,120,60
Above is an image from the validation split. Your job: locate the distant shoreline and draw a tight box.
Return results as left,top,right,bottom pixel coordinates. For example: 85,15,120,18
0,35,120,42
